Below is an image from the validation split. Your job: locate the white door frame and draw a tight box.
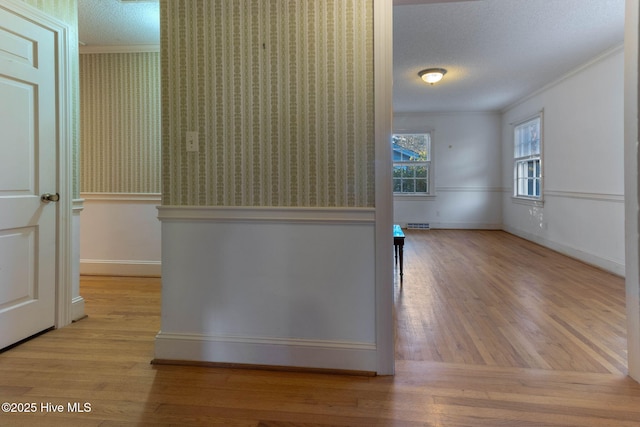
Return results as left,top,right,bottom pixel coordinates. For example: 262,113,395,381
1,0,73,329
624,0,640,382
374,0,394,375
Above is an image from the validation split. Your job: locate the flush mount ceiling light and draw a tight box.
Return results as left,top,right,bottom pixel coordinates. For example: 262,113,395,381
418,68,447,85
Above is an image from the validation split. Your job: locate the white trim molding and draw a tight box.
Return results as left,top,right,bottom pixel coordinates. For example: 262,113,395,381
624,0,640,381
154,332,377,372
71,199,85,321
511,196,544,207
80,259,161,277
436,186,504,193
71,296,85,322
373,0,395,376
73,198,85,213
511,190,624,207
432,222,502,230
503,44,624,113
504,225,625,276
544,190,624,203
157,205,375,224
81,192,161,202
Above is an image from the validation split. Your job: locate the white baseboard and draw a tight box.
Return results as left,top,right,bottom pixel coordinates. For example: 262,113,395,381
431,222,502,230
396,222,502,230
71,296,85,322
396,221,502,230
154,331,377,372
80,259,161,277
503,226,625,276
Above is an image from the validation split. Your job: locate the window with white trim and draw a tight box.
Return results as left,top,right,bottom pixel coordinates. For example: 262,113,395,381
392,133,432,195
513,115,542,199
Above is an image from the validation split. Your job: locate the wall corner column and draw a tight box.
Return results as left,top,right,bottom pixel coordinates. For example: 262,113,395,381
374,0,394,375
624,0,640,382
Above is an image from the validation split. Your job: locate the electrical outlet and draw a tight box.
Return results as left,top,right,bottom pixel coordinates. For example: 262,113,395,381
186,131,198,152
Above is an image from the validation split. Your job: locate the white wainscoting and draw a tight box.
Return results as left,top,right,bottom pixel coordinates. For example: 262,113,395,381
79,193,161,276
155,206,379,372
503,190,625,276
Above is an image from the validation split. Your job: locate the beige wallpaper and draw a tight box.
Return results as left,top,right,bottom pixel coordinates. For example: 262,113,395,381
161,0,375,207
20,0,80,198
80,53,161,194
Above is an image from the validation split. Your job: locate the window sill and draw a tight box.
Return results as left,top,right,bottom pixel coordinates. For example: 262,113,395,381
511,196,544,207
393,193,436,201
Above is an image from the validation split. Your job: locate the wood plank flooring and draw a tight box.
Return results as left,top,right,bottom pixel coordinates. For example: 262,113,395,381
0,230,639,426
395,230,628,374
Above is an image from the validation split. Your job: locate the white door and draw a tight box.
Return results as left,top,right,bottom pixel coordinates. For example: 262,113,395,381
0,4,58,349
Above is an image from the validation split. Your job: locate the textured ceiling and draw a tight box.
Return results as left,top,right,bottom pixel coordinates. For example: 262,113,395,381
394,0,625,112
78,0,159,47
77,0,625,113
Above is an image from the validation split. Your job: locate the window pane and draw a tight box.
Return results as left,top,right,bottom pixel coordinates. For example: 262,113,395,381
517,161,527,179
403,179,415,193
393,179,402,192
415,165,428,178
392,134,430,161
514,116,540,158
516,177,541,197
415,179,427,193
401,166,414,178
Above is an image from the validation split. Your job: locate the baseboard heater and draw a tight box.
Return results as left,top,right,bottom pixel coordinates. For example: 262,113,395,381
407,223,430,230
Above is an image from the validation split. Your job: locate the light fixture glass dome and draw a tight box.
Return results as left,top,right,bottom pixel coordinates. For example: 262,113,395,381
419,68,447,85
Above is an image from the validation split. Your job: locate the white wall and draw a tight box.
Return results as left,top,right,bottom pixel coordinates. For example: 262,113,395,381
502,47,625,275
79,193,161,276
393,112,503,229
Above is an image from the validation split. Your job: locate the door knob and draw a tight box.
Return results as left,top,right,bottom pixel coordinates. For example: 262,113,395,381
41,193,60,203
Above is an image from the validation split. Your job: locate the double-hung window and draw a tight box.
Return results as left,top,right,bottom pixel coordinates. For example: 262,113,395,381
514,115,542,199
392,133,432,195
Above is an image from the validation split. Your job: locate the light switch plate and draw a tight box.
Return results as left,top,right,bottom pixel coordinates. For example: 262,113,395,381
186,131,198,152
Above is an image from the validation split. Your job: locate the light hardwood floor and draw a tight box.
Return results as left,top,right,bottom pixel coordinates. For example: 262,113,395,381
1,230,639,426
396,230,628,373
